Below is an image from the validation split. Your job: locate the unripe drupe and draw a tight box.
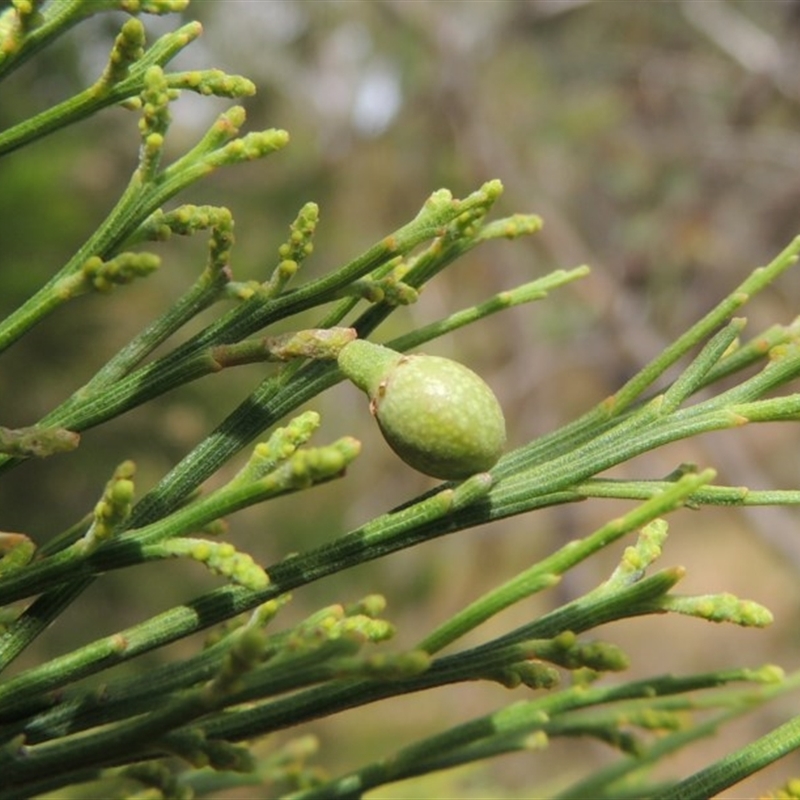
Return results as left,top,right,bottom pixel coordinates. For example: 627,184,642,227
338,339,506,479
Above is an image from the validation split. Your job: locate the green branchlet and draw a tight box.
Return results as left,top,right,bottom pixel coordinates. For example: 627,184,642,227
202,595,290,650
162,538,269,591
341,266,419,306
78,460,136,552
488,661,561,690
0,3,186,85
290,668,793,800
0,106,287,356
578,475,800,508
97,17,146,90
267,202,320,296
21,213,235,425
229,410,322,486
138,65,172,179
207,328,357,370
207,624,268,695
450,470,495,508
0,0,44,62
239,600,431,685
0,532,35,578
168,67,255,98
38,180,524,490
659,318,748,413
159,728,255,773
650,673,800,800
3,4,800,799
478,213,544,240
0,17,244,157
602,518,669,590
0,424,361,611
479,631,629,683
284,602,396,650
386,266,589,356
131,204,233,243
226,128,291,164
182,104,247,158
661,592,774,627
0,612,337,787
71,252,161,295
130,433,362,551
207,208,235,271
544,631,630,672
0,424,79,457
701,316,800,389
253,735,321,796
334,650,431,681
201,121,290,171
344,593,386,619
416,474,707,657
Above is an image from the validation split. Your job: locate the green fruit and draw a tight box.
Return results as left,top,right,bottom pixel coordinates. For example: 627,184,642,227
337,339,506,479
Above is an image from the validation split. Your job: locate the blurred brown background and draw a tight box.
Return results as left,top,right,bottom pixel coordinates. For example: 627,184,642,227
2,1,800,796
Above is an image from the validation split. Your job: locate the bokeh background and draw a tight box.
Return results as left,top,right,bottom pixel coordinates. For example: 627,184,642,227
3,1,800,796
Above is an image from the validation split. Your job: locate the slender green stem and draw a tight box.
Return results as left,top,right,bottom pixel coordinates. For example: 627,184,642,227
285,665,773,800
2,30,799,792
0,172,144,352
660,318,746,413
0,600,288,743
0,357,793,692
124,210,546,525
387,266,589,353
0,22,205,157
0,0,94,82
700,317,800,389
415,471,712,655
0,579,94,672
0,533,678,732
74,259,231,390
0,258,232,478
2,364,795,686
0,118,286,354
1,268,581,463
115,182,506,371
577,479,800,506
491,236,800,482
0,437,359,608
0,680,227,793
609,236,800,415
0,190,516,484
653,714,800,800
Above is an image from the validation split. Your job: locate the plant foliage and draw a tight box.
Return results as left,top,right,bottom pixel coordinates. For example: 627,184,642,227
1,2,800,798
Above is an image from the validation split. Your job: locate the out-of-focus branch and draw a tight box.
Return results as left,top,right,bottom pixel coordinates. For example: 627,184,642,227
680,0,799,102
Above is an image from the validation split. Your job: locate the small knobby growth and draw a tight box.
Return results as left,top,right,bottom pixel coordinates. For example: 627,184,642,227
1,2,800,799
